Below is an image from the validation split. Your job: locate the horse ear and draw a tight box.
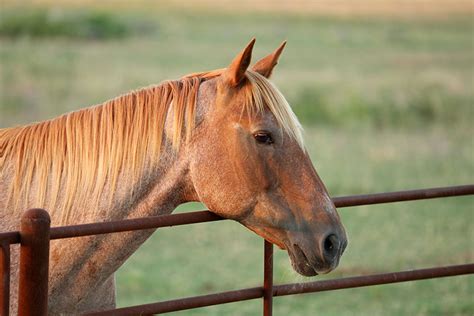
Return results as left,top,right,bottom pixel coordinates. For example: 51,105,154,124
223,38,256,86
252,41,287,78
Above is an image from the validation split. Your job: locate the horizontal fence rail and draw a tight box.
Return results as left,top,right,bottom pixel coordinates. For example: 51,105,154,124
273,263,474,296
0,184,473,315
85,263,474,316
1,185,473,245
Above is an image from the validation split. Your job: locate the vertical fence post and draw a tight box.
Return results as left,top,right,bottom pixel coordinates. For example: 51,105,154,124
263,240,273,316
18,209,51,316
0,242,10,316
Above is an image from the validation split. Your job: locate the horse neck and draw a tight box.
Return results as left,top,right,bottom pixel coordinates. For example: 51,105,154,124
67,82,211,224
77,146,193,228
41,143,195,313
123,145,194,218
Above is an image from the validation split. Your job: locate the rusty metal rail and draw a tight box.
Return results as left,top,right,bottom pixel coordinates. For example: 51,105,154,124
85,263,474,316
2,185,472,245
0,184,473,315
331,184,474,207
273,263,474,296
0,242,10,316
17,209,50,316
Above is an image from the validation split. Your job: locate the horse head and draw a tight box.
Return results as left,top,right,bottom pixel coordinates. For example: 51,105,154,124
188,39,347,276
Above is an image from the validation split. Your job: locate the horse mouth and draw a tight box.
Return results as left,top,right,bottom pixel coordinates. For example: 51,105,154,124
288,244,320,277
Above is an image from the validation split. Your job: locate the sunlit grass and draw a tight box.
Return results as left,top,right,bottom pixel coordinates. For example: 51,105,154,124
1,11,472,128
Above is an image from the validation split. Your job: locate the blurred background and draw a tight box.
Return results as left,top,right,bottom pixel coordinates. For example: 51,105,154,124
1,0,473,314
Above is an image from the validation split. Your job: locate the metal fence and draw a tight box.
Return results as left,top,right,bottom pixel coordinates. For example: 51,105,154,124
1,185,473,315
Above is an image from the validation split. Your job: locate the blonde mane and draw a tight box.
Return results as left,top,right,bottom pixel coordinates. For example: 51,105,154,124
0,69,303,223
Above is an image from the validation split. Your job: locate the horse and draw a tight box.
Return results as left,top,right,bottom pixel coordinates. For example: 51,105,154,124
0,39,347,314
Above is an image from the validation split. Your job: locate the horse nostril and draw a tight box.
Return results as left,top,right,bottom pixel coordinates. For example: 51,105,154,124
323,234,339,256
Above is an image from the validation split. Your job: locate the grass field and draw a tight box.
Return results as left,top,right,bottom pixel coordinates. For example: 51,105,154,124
1,1,473,315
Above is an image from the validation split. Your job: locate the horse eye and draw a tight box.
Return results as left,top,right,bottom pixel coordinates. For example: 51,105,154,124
254,132,273,145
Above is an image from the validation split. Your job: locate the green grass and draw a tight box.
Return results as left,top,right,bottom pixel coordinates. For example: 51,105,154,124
0,9,134,39
1,9,473,128
0,4,473,315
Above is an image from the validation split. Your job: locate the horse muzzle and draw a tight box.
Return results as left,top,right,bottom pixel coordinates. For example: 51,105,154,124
287,231,348,276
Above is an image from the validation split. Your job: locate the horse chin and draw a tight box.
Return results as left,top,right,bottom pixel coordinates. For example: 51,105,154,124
287,245,319,277
291,259,319,277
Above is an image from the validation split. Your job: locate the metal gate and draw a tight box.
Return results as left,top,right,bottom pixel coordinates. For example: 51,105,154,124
1,185,473,315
